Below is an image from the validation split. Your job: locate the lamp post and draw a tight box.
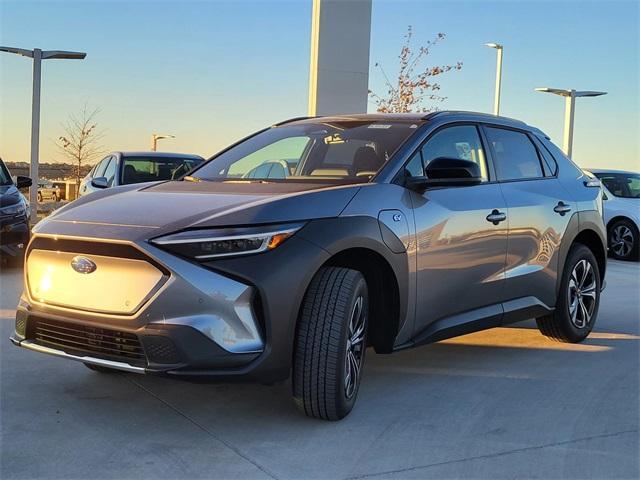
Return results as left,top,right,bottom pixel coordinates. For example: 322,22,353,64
535,87,607,158
485,43,503,116
151,133,175,151
0,46,86,223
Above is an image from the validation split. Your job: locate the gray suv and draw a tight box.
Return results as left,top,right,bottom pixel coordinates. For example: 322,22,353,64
11,112,606,420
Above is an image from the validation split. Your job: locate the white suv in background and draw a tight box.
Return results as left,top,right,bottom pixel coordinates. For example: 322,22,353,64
586,169,640,261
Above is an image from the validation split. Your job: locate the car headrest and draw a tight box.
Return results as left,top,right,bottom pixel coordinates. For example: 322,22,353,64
123,165,137,183
352,146,383,175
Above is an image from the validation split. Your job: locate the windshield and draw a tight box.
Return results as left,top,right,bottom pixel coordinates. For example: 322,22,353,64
191,121,419,183
594,172,640,198
0,161,13,186
121,156,204,185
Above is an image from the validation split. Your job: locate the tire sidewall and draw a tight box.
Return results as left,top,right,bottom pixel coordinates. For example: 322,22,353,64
334,276,369,418
557,245,601,341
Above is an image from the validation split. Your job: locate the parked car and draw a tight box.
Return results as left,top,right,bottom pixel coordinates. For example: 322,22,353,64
37,181,61,203
0,158,31,266
79,151,205,196
584,169,639,261
11,112,607,420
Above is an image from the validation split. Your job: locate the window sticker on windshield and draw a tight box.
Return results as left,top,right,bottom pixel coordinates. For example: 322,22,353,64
368,124,392,129
324,133,345,144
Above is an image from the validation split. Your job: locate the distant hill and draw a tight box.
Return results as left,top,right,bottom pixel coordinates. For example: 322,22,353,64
4,161,94,181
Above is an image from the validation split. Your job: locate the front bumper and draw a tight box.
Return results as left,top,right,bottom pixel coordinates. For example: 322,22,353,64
0,214,29,257
11,234,266,375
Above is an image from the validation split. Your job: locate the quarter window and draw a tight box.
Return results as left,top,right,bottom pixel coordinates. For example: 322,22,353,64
94,157,111,178
484,127,544,181
405,125,488,181
102,157,117,186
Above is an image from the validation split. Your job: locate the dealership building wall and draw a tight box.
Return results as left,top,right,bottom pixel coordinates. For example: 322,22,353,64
308,0,372,116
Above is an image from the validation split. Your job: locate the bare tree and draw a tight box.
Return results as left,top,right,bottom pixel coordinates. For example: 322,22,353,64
57,105,105,186
369,26,463,113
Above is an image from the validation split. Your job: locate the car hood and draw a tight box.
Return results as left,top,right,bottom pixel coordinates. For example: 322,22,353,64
37,180,361,239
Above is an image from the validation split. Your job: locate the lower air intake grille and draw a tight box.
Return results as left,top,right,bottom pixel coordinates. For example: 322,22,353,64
29,318,146,367
141,336,182,364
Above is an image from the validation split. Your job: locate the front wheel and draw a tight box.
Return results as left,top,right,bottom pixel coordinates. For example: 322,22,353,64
536,244,601,343
292,267,368,421
608,219,639,261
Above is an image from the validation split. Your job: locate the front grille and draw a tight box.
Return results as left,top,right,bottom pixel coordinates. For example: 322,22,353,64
29,318,147,367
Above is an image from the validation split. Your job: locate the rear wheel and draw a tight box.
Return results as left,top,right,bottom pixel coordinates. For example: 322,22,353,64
536,244,601,343
608,219,639,261
292,267,368,421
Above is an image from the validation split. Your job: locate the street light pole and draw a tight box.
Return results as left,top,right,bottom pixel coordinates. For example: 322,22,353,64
151,133,175,151
1,46,86,223
535,87,607,158
485,43,503,115
30,49,42,223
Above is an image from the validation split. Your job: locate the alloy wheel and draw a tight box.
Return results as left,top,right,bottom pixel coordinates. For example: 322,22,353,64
344,295,366,399
567,259,597,329
611,225,634,258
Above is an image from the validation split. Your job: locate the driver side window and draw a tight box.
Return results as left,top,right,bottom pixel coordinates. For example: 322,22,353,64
405,125,488,181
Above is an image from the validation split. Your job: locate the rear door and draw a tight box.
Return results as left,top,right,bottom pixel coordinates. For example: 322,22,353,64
482,125,574,309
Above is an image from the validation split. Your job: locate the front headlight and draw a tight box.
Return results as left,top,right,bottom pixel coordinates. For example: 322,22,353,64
0,199,27,216
150,223,304,260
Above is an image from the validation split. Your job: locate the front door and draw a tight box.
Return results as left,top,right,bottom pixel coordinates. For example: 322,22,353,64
405,124,508,335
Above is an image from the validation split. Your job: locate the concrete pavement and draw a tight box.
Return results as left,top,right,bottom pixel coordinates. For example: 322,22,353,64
1,261,638,479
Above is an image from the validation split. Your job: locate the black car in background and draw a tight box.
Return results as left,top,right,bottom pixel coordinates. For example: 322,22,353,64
0,158,31,265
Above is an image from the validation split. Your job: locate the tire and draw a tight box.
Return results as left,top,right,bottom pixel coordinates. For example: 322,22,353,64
536,243,601,343
608,219,639,261
3,249,25,269
52,193,58,202
292,267,369,421
84,363,119,373
36,193,42,203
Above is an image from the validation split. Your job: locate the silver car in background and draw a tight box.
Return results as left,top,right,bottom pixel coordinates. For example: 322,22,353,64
585,169,639,261
79,151,204,196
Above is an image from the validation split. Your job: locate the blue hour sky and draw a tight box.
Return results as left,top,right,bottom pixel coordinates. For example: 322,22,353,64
1,0,638,170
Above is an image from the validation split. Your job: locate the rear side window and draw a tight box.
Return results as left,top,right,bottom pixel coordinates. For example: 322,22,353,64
530,136,558,176
484,127,543,181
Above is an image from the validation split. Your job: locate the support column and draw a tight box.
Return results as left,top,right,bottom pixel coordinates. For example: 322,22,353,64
308,0,372,116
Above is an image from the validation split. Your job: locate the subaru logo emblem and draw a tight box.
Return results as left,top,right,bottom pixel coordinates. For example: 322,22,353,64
70,256,97,274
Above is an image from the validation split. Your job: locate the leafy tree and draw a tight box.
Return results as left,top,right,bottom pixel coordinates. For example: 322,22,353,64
369,26,463,113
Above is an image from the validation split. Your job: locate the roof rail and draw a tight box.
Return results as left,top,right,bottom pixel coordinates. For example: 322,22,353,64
273,116,315,126
422,110,527,126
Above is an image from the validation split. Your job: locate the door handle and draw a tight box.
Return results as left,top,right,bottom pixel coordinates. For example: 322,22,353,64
554,201,572,216
486,209,507,225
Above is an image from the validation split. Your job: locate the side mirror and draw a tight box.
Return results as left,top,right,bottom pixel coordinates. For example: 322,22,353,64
16,176,32,189
91,177,109,189
406,157,482,191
